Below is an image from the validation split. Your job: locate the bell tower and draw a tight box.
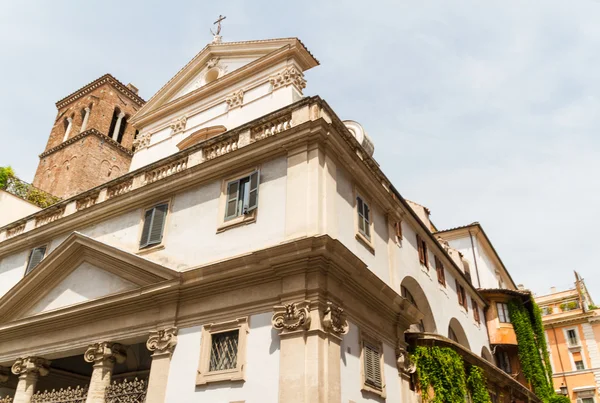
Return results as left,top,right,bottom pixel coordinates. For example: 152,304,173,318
32,74,145,199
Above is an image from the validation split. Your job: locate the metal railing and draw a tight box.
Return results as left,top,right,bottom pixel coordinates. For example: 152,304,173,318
3,177,60,209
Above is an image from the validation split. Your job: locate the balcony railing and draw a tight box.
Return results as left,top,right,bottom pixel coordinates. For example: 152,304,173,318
31,386,88,403
2,177,61,209
105,378,147,403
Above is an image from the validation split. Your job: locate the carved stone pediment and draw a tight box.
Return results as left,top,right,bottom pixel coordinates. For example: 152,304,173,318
272,301,311,333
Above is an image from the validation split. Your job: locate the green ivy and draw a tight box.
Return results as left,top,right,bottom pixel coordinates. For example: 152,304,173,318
466,366,492,403
531,298,553,386
412,346,466,403
547,395,571,403
0,166,14,189
590,304,598,310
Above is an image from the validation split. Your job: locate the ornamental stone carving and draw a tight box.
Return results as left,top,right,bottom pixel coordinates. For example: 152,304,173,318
225,90,244,110
272,301,311,333
170,116,187,135
11,357,50,377
396,348,416,374
269,66,306,92
207,57,220,69
84,342,126,366
146,327,178,356
133,133,151,151
322,302,349,335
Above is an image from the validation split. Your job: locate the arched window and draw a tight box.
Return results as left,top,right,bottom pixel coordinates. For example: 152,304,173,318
108,108,127,144
62,116,74,142
401,285,425,332
79,106,91,133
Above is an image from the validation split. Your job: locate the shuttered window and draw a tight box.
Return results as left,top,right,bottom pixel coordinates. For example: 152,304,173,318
140,203,169,249
394,220,403,241
455,279,467,311
472,298,480,324
363,342,382,390
25,246,47,274
225,171,259,221
417,234,428,267
356,196,371,240
435,256,445,286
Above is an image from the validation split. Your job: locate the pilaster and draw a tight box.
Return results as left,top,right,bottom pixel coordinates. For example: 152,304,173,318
272,300,348,403
145,327,178,403
84,342,126,403
11,357,50,403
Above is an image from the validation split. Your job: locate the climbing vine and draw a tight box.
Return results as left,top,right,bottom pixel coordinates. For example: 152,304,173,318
0,166,60,208
466,365,492,403
530,298,553,386
412,346,466,403
0,166,14,189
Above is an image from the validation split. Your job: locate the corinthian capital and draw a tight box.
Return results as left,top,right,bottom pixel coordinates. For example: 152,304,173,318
11,357,50,377
272,301,311,333
84,342,126,366
323,302,349,336
146,327,178,356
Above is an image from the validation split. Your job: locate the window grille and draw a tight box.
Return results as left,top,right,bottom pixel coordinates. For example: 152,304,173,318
209,330,239,372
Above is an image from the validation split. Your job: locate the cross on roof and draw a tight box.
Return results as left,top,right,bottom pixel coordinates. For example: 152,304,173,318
211,15,226,36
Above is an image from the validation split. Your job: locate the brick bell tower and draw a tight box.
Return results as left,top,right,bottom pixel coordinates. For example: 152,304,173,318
32,74,145,199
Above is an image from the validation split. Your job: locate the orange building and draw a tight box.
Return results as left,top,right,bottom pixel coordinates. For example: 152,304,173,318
536,272,600,403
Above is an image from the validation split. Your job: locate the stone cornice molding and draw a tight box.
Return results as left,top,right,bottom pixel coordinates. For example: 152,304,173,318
322,301,348,336
84,342,126,365
55,74,145,109
39,128,133,159
11,357,50,377
146,327,178,356
272,301,311,333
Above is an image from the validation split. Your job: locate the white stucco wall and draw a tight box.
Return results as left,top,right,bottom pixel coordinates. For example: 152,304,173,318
0,249,28,297
0,190,40,228
164,312,279,403
341,322,402,403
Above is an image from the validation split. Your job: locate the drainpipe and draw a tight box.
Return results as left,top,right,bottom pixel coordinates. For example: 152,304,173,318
468,230,482,288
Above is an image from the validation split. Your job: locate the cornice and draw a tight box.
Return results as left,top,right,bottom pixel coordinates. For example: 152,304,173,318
39,128,133,159
55,74,145,109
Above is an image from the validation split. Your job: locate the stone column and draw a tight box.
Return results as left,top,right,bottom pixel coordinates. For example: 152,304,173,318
11,357,50,403
80,107,91,133
272,300,348,403
62,117,73,142
111,112,125,141
84,342,126,403
145,328,177,403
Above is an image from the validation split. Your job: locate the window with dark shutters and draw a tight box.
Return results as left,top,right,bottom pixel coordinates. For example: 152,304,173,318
25,246,47,274
435,256,445,286
364,343,382,390
472,299,480,323
140,203,169,249
417,234,428,267
225,171,260,221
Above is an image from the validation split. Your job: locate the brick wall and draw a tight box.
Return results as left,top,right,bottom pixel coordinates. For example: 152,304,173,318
32,80,144,199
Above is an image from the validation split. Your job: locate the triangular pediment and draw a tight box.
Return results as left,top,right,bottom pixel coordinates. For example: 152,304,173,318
130,38,318,127
0,232,179,322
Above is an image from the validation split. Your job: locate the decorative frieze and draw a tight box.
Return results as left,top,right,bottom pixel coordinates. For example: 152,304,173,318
144,157,188,185
323,302,349,335
75,193,99,211
34,208,65,228
203,136,239,160
170,116,187,135
106,180,133,200
6,223,25,239
272,301,311,333
146,327,178,356
31,386,88,403
105,378,147,403
132,133,151,152
270,66,306,92
250,115,292,142
225,90,244,110
84,342,126,366
11,357,50,377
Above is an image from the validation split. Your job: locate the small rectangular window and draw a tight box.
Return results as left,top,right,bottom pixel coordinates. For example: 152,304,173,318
140,203,168,249
357,196,371,240
209,330,239,372
394,220,403,241
417,234,428,267
567,329,579,346
497,303,510,323
472,299,480,324
455,279,467,310
225,171,259,221
435,256,445,286
364,343,382,390
25,246,47,274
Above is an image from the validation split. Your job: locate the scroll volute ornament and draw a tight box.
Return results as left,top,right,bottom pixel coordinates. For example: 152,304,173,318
11,357,50,377
272,301,311,333
396,347,416,374
323,302,349,335
84,342,126,365
146,327,178,356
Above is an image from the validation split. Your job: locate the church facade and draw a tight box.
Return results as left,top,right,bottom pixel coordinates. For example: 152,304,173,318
0,36,546,403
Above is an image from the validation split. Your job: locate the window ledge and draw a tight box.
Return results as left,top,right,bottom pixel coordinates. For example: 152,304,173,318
438,284,448,296
217,213,256,233
355,232,375,254
361,385,387,399
137,243,165,255
420,265,431,278
196,368,245,386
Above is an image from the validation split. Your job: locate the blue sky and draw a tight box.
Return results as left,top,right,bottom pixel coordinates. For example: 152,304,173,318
1,1,599,298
